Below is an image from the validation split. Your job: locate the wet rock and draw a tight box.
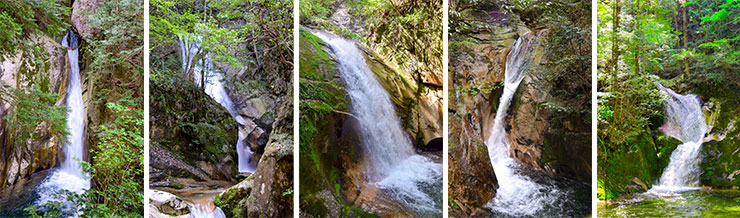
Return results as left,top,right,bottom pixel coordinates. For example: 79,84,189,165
149,190,190,216
247,127,267,152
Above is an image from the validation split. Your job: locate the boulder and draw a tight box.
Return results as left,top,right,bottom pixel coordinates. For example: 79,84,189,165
149,190,190,216
245,134,293,217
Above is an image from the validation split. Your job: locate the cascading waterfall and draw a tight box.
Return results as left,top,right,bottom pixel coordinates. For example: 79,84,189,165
178,35,256,173
33,30,90,212
313,31,442,215
484,32,561,216
651,84,707,192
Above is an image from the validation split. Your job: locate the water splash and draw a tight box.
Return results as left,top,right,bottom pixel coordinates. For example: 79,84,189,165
188,202,226,218
483,32,563,216
651,84,707,192
178,35,256,173
313,31,442,215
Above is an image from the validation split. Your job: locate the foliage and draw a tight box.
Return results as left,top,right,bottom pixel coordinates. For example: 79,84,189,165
0,0,69,60
598,0,739,198
85,0,144,73
2,85,68,149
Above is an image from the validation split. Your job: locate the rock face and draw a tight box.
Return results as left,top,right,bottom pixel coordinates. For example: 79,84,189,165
71,0,102,40
699,95,740,188
0,33,68,190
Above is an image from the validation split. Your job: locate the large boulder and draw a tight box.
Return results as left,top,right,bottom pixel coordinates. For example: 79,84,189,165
71,0,103,40
215,134,294,217
245,134,293,217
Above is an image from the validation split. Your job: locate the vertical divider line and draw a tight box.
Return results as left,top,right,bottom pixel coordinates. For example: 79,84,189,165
143,0,150,216
591,0,598,216
293,0,300,217
442,0,449,216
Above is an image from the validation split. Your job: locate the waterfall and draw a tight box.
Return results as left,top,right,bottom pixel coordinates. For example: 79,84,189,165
313,31,442,215
651,84,707,192
60,30,86,178
178,35,256,173
32,30,90,213
484,32,560,216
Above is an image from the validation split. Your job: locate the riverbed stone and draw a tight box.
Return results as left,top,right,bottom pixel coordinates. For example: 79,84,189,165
150,190,190,216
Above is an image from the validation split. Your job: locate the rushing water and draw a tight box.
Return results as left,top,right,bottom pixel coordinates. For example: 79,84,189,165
482,32,590,217
598,189,740,217
0,30,92,217
186,192,227,218
313,31,442,216
178,35,256,173
651,84,707,192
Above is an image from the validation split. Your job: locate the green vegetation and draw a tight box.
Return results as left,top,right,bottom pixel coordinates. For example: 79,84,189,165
598,0,740,199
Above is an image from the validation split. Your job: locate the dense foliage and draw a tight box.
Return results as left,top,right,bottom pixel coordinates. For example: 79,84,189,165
597,0,739,199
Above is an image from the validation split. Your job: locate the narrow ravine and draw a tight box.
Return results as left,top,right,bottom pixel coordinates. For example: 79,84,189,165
483,32,590,217
173,34,253,218
313,31,442,217
650,84,707,192
484,32,559,216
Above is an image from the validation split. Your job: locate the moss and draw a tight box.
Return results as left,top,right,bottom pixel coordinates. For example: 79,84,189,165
168,183,183,189
300,194,329,217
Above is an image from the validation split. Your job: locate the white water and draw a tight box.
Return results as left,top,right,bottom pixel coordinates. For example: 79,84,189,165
313,31,442,214
178,35,256,173
650,84,707,192
483,33,561,216
33,30,90,214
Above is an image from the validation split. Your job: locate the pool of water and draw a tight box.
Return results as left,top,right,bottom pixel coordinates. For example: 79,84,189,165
598,189,740,217
478,172,591,218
